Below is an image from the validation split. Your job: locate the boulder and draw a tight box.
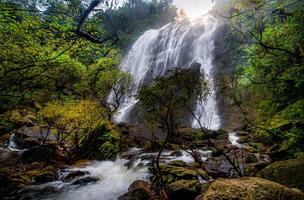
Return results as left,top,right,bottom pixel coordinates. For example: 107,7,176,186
118,188,150,200
159,164,209,183
128,180,151,192
203,157,233,179
20,145,56,163
257,158,304,191
169,179,201,200
244,153,258,164
118,180,155,200
196,177,304,200
266,144,291,161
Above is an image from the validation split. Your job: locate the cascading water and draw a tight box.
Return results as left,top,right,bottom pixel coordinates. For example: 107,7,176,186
112,15,221,130
31,148,211,200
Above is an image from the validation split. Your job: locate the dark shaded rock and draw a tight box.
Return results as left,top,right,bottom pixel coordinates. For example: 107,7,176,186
128,180,151,192
20,145,56,163
257,158,304,191
169,179,201,200
32,172,56,184
235,131,249,136
238,135,251,144
267,144,291,161
170,150,183,157
196,177,304,200
118,188,150,200
244,153,258,164
204,157,233,179
62,170,89,182
209,147,221,157
71,176,99,186
246,161,269,176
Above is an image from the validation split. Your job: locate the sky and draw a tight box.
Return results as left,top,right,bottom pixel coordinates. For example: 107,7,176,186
172,0,215,20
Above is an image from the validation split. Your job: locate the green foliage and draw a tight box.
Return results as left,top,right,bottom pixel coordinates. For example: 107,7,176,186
231,0,304,155
38,99,104,146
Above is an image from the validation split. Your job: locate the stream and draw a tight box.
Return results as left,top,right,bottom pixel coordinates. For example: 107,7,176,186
8,132,243,200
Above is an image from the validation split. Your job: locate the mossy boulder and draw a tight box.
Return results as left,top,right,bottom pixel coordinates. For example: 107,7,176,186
169,179,202,200
159,164,209,184
196,177,304,200
257,158,304,191
119,180,153,200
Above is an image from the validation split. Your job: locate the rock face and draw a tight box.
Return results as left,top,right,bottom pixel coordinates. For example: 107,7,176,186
196,177,304,200
257,158,304,191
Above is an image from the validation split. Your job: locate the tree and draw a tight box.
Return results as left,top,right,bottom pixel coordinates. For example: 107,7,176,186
138,65,205,142
86,50,133,119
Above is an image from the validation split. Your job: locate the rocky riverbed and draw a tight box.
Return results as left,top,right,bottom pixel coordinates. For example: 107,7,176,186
1,124,304,200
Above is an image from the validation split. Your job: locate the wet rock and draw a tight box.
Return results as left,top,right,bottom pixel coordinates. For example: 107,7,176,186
204,157,233,179
170,150,183,157
196,177,304,200
257,158,304,191
71,176,99,186
16,184,59,200
62,170,89,182
169,179,201,200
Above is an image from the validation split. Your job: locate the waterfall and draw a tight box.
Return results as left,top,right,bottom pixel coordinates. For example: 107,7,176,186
111,15,221,130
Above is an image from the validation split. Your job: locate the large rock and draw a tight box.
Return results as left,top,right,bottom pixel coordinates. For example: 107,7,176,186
14,126,55,148
169,179,202,200
128,180,151,192
159,164,209,183
196,177,304,200
257,158,304,191
20,145,56,163
118,180,153,200
118,188,150,200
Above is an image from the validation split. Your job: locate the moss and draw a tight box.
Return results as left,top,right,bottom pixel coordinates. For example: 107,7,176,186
257,158,304,191
197,177,304,200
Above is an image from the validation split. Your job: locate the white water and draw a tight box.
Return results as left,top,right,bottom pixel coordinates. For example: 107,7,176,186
228,132,244,148
43,159,149,200
111,15,221,130
36,148,211,200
